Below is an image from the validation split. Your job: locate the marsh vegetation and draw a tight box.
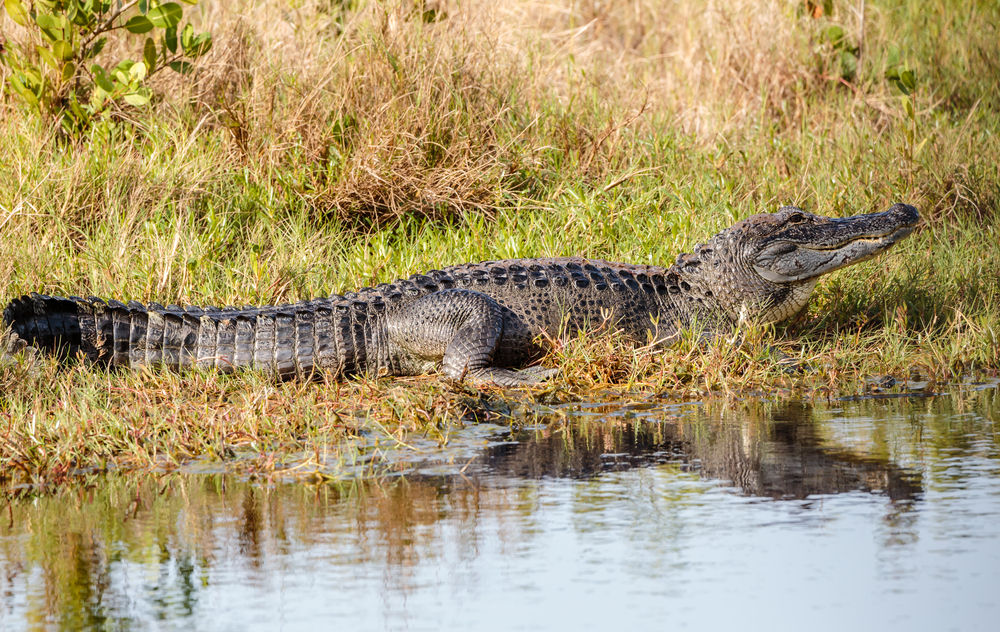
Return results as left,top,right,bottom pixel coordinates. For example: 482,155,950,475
1,0,998,485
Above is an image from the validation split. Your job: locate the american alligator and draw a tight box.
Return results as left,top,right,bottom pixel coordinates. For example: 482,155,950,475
3,203,919,385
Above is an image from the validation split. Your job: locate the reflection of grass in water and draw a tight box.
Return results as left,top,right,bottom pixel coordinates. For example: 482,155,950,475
2,0,999,483
0,472,540,622
5,389,997,624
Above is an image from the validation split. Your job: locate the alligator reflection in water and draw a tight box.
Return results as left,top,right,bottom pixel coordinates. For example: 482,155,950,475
1,388,997,630
485,401,921,500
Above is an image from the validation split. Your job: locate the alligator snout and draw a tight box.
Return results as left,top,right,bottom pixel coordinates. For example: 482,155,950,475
884,203,920,227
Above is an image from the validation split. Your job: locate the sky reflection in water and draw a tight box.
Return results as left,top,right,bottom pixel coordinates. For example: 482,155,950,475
1,385,998,631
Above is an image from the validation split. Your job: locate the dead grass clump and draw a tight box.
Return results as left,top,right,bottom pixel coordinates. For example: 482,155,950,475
178,1,555,224
8,1,993,227
135,0,854,222
209,0,829,220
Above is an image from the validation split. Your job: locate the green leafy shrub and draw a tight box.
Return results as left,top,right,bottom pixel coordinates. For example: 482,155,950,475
1,0,212,134
884,44,926,161
820,23,859,81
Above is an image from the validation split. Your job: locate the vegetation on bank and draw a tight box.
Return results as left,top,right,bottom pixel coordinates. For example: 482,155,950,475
1,0,998,487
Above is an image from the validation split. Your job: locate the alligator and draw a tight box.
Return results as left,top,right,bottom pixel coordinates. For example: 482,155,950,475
2,203,919,385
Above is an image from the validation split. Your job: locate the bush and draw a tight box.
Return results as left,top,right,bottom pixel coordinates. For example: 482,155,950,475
1,0,212,134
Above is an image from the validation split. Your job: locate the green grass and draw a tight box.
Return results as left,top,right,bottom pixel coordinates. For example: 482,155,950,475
1,0,999,487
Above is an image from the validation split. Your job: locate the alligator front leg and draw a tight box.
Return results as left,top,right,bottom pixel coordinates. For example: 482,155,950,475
385,289,552,386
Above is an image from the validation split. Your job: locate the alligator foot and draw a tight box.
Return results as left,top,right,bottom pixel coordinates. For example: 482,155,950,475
463,365,558,387
769,347,810,375
519,365,560,380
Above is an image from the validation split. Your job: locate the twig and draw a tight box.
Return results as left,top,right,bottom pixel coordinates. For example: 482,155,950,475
856,0,866,78
581,92,650,174
821,74,864,99
603,164,667,193
80,0,141,52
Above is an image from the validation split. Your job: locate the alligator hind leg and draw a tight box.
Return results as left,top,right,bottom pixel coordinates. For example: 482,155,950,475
386,289,550,386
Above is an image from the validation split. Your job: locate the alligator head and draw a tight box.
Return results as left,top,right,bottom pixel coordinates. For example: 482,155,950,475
686,203,920,324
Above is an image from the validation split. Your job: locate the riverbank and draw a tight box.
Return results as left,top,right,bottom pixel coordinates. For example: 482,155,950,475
2,0,998,486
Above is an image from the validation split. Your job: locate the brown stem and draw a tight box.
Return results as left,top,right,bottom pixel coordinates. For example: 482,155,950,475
146,53,187,80
857,0,866,80
80,0,141,52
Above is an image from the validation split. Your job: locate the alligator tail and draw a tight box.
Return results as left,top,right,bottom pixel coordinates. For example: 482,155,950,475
3,294,84,361
3,293,353,378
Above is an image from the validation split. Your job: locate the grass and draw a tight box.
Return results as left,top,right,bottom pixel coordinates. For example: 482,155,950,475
1,0,999,488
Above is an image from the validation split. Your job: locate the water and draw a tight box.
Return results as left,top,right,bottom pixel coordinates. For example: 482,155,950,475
1,383,998,631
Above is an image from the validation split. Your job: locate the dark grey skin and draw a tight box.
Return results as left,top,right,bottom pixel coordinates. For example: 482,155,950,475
3,203,919,386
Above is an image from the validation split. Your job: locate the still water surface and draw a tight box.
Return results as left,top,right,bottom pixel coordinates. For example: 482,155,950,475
2,383,998,631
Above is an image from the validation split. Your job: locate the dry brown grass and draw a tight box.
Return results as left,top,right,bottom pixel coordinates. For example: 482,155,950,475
144,0,993,220
71,0,843,220
4,0,995,223
2,0,998,488
165,0,560,223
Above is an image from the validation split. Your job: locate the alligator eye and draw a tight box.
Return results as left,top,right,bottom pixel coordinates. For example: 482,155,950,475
787,213,807,224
